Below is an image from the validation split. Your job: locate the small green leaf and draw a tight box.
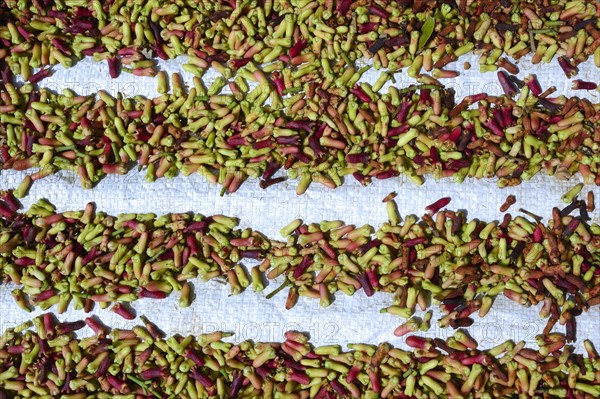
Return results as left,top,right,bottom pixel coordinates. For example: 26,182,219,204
418,17,435,52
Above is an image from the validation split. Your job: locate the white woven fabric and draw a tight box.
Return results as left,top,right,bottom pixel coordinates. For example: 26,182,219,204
0,54,598,350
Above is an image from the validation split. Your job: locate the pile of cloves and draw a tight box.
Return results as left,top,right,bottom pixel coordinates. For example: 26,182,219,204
1,192,598,342
0,70,598,194
0,193,271,318
0,313,599,398
267,195,599,342
0,0,598,82
0,1,599,396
